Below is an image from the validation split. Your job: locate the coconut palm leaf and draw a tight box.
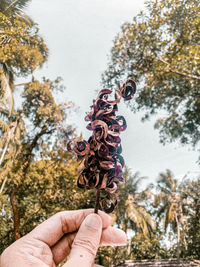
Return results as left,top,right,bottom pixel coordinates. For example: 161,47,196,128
0,119,10,134
0,0,33,25
3,0,31,10
126,193,156,236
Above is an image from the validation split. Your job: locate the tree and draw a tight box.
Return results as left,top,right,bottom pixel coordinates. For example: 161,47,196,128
115,167,155,236
0,77,77,251
181,178,200,258
0,75,98,253
0,1,97,253
154,169,188,257
102,0,200,152
0,0,48,172
0,0,47,108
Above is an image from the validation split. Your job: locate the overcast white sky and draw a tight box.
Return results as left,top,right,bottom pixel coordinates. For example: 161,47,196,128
26,0,199,185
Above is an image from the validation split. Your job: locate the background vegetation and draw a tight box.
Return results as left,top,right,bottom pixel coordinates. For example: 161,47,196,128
0,0,199,266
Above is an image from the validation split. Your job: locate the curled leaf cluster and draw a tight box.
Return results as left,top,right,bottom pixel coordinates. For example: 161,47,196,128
67,80,136,213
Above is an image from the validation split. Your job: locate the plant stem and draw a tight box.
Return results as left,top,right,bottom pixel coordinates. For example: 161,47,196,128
94,189,100,214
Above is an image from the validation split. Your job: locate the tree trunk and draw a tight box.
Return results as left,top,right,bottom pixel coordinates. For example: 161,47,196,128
0,121,17,194
10,184,21,240
175,213,181,258
180,207,188,251
9,125,48,240
0,139,9,166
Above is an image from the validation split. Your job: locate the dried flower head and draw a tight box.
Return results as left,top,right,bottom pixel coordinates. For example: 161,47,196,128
67,79,136,213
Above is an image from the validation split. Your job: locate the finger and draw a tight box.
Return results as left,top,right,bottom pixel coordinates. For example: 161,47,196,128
63,213,102,267
51,232,76,265
92,265,104,267
52,226,126,264
28,209,111,247
100,226,127,246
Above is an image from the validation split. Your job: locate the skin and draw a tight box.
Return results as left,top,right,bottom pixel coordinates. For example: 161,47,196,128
0,209,127,267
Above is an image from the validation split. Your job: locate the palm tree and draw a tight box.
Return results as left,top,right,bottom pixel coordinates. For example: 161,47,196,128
0,0,33,115
181,178,200,258
110,167,156,259
116,167,155,236
0,0,32,191
154,169,186,257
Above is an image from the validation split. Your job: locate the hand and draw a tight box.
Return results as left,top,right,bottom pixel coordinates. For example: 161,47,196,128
0,209,127,267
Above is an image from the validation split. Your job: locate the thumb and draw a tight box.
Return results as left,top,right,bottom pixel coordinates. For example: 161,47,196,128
64,213,102,267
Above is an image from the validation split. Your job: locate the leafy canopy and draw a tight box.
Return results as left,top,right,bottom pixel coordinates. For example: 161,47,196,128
102,0,200,150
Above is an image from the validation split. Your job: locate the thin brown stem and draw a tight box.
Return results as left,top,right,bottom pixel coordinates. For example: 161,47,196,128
94,189,100,214
13,82,31,88
11,184,21,240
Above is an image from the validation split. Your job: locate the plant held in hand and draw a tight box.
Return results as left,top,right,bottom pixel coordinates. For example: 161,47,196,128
67,80,136,213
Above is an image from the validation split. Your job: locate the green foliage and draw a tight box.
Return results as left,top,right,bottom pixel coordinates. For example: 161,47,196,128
130,233,167,260
0,76,74,251
96,246,128,266
103,0,200,150
0,73,97,252
96,233,167,266
0,12,48,75
182,178,200,258
0,0,48,117
102,0,200,257
0,0,86,254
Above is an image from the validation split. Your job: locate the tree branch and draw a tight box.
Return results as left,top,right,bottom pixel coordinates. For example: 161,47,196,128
13,82,31,88
23,125,48,172
158,58,200,80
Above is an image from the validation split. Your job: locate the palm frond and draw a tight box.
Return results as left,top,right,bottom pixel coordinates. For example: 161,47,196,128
126,194,155,236
157,184,171,195
164,208,169,231
0,0,34,26
157,169,177,192
0,119,9,134
157,203,168,218
1,0,31,13
168,202,176,221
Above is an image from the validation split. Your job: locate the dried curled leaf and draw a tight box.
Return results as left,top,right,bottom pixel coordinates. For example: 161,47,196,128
67,79,136,213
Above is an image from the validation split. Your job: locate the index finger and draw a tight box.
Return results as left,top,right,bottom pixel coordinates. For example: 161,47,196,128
27,209,111,247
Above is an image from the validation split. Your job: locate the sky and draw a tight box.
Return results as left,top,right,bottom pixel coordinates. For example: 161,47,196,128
25,0,199,185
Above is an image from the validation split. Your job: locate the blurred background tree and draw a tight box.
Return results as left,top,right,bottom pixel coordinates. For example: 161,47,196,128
0,0,95,253
181,178,200,259
102,0,200,157
153,170,189,257
101,0,200,259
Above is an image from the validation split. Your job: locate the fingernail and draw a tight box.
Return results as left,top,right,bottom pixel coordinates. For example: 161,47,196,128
85,214,102,230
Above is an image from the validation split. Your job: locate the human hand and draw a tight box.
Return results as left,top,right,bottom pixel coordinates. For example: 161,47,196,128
0,209,127,267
